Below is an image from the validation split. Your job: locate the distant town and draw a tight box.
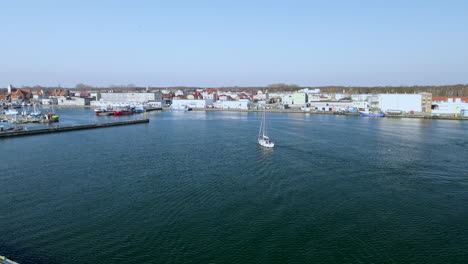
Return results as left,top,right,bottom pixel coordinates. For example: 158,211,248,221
1,84,467,118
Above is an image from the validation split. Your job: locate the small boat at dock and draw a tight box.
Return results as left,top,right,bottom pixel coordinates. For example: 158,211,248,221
4,109,19,116
97,111,114,116
113,108,134,116
95,108,114,116
359,109,385,117
134,105,146,113
171,105,192,111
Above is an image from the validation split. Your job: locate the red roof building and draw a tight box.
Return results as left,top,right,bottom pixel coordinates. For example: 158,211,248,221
432,97,468,103
10,89,33,101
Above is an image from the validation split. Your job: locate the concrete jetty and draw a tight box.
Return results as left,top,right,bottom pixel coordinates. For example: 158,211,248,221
0,119,149,138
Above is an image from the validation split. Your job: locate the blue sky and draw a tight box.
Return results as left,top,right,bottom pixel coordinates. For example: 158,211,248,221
1,0,467,87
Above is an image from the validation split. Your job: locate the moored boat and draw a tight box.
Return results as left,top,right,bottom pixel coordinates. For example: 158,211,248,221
359,110,385,117
30,104,42,117
113,108,134,116
170,105,192,111
95,108,114,116
97,111,114,116
134,105,146,113
4,109,19,116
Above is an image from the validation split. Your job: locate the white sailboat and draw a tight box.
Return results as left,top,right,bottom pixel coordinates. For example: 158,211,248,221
30,104,42,117
258,110,274,148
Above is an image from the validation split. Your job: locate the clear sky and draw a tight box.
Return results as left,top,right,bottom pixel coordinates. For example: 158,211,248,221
1,0,467,87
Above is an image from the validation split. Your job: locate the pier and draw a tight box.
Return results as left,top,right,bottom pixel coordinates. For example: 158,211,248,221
0,119,149,138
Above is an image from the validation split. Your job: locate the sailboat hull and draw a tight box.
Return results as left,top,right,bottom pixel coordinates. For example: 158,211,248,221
258,139,275,148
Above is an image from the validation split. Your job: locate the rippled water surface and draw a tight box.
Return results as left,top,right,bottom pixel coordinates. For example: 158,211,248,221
1,109,467,263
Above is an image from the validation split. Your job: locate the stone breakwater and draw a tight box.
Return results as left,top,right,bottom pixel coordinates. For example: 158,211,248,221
0,119,149,138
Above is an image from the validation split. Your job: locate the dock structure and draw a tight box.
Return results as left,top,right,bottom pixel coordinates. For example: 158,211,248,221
0,119,149,138
145,107,163,112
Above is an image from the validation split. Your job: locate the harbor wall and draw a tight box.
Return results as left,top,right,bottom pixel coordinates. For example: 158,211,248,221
0,119,149,138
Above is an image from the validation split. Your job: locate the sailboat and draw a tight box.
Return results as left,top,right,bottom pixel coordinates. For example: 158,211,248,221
258,110,274,148
30,104,42,117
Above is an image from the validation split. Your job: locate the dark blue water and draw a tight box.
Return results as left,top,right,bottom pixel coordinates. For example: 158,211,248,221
1,109,467,263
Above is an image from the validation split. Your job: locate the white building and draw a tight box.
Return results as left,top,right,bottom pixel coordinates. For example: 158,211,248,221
332,93,348,101
253,91,269,100
298,88,321,94
171,99,213,109
100,92,161,104
351,94,373,102
214,99,252,110
352,101,369,109
217,91,240,101
432,98,468,115
282,95,294,105
307,94,321,102
41,98,58,105
200,89,220,101
378,94,422,112
309,101,353,112
268,92,288,99
147,101,162,108
58,96,94,106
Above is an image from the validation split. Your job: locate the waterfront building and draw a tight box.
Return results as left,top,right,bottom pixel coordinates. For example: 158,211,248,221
201,89,218,101
147,101,162,108
351,94,374,102
171,99,213,109
214,99,252,110
217,94,234,101
282,94,294,105
331,93,348,101
309,101,354,112
269,92,288,99
377,94,423,112
352,101,369,109
292,92,307,105
42,98,58,105
307,94,321,102
89,92,101,100
253,90,269,100
49,89,70,97
174,90,184,96
432,97,468,115
100,92,162,104
6,87,33,103
421,92,433,113
57,96,94,106
32,90,45,99
281,92,308,105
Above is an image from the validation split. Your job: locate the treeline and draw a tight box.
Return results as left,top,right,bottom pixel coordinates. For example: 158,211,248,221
198,84,468,96
316,85,468,97
2,83,467,96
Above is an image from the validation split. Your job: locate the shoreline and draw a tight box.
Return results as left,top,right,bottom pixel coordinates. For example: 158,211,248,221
12,105,468,120
188,108,468,120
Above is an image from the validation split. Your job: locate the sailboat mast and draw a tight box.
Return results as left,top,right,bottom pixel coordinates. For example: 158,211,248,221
258,111,263,137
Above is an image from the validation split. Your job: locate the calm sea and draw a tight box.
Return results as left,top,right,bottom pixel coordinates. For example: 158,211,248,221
1,109,467,264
